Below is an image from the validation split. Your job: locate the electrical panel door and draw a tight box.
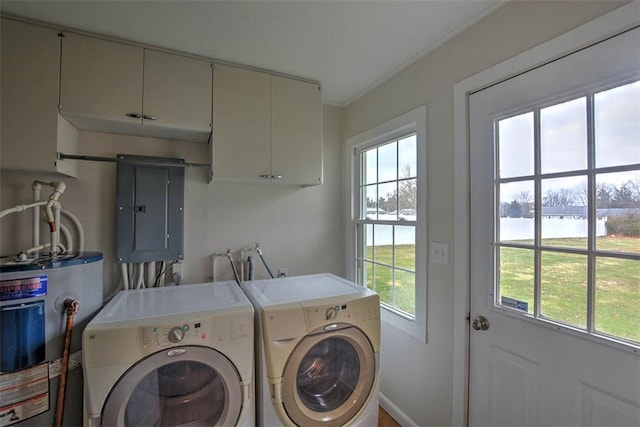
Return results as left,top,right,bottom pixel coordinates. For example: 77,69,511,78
116,156,184,263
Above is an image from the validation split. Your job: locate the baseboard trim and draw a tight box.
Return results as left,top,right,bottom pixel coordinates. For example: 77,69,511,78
379,393,418,427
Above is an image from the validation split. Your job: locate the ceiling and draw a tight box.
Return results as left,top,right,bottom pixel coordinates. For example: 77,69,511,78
1,1,504,106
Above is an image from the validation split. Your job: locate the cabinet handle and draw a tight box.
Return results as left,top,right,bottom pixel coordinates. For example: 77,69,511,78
125,113,142,119
271,175,283,180
259,175,271,179
143,115,158,121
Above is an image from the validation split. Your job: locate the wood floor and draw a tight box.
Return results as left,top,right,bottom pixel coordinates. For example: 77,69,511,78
378,407,401,427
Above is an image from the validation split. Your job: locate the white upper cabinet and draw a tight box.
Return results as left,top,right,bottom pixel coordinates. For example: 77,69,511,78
271,76,323,186
212,64,271,181
1,18,79,177
60,33,212,142
212,64,323,186
143,50,213,139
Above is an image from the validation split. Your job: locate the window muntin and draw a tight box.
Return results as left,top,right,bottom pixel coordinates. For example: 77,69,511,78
356,134,417,317
495,80,640,347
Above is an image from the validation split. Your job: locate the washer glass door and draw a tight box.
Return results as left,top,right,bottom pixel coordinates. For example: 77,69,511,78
282,325,375,426
102,346,242,426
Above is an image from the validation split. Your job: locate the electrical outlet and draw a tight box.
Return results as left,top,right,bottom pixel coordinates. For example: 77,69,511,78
277,268,288,277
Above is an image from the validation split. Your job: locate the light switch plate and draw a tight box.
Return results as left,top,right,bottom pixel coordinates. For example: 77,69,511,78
431,241,449,265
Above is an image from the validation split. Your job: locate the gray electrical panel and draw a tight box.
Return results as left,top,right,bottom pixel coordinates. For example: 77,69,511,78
116,155,185,263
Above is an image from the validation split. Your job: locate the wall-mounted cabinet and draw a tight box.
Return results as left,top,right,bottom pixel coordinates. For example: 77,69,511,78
212,64,323,186
60,33,212,143
1,18,78,177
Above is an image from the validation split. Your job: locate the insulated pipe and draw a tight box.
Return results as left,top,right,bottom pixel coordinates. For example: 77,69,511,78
32,181,42,247
61,209,84,252
53,202,62,255
54,298,79,427
0,201,47,219
59,223,73,253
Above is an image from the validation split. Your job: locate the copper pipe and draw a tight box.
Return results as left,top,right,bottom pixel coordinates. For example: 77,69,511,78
54,299,79,427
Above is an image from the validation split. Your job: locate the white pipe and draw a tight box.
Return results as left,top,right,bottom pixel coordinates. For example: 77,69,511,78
61,209,84,252
53,202,61,255
211,255,217,282
32,181,42,248
121,263,129,290
0,201,47,219
59,223,73,253
147,262,155,287
136,263,144,289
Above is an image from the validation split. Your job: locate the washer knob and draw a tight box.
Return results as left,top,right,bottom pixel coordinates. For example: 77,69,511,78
168,327,185,343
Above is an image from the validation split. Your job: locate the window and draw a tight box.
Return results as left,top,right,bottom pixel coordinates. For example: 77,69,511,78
346,106,427,341
495,80,640,346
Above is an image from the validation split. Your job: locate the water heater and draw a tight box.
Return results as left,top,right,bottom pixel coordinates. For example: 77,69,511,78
0,252,103,426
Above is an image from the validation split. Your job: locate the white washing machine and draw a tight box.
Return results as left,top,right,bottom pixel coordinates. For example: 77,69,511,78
241,273,380,427
82,281,254,427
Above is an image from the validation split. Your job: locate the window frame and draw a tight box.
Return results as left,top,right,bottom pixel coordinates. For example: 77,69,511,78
345,106,428,342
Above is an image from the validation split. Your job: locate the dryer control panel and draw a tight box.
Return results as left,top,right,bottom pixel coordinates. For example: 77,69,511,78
304,294,380,332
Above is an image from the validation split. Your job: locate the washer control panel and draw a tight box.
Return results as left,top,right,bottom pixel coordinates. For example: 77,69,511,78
139,316,250,351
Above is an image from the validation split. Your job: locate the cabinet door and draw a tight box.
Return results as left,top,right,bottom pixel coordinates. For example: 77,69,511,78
271,76,323,185
1,18,78,176
60,33,143,129
212,64,271,182
143,49,212,141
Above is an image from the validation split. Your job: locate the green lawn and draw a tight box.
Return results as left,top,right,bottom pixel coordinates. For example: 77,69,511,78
500,236,640,344
365,244,415,315
366,237,639,345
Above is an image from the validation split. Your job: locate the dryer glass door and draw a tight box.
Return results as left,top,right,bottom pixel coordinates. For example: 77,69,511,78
102,346,243,426
281,325,376,427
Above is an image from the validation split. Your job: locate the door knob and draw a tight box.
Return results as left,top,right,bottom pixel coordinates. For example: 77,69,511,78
472,315,490,331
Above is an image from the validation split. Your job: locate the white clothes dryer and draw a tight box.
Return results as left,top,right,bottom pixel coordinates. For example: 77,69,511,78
241,273,380,427
82,281,254,427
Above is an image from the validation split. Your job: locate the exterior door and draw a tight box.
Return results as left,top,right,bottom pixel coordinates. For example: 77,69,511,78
280,326,376,427
469,28,639,426
102,346,243,426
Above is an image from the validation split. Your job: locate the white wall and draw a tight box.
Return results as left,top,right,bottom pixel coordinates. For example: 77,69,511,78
1,105,344,295
342,1,628,425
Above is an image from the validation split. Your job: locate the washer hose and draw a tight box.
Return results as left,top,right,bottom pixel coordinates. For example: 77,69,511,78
256,249,275,279
54,299,79,427
226,251,242,286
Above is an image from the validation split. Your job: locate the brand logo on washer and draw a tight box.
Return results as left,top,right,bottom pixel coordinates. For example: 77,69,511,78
167,349,186,357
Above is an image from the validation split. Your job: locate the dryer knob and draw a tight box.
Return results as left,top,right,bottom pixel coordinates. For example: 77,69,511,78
168,327,185,343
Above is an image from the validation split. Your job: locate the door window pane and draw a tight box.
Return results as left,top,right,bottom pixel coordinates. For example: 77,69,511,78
499,181,534,243
596,171,640,255
541,176,588,249
498,112,534,178
595,257,640,344
498,247,534,315
541,97,587,173
595,81,640,168
540,252,587,329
